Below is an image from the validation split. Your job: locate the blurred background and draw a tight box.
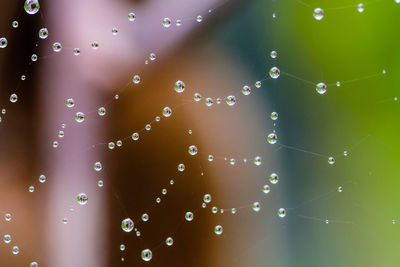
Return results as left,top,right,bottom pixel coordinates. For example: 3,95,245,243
0,0,400,266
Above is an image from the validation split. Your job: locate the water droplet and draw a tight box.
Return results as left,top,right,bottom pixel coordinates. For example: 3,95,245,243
31,54,38,62
328,156,335,165
77,193,88,205
5,213,12,221
174,80,185,93
178,163,185,172
252,202,261,212
175,19,182,26
226,95,236,106
313,8,324,20
131,132,139,141
10,93,18,103
73,48,80,55
162,18,171,27
66,98,75,108
52,42,62,52
338,186,343,192
141,249,152,261
98,107,106,116
203,194,211,203
205,97,214,106
12,245,19,255
208,155,214,162
316,82,327,94
165,237,173,246
162,107,172,117
94,161,102,171
112,27,118,35
278,208,286,218
269,173,279,184
121,218,134,232
12,21,19,28
108,142,115,149
357,3,364,12
196,15,203,22
0,37,8,48
267,133,278,144
269,67,280,79
193,93,202,101
39,174,46,183
188,145,198,156
253,156,262,166
128,12,136,21
38,28,48,39
97,180,104,187
29,185,34,192
185,211,194,221
142,213,149,222
263,184,270,194
52,141,59,148
120,244,125,251
214,225,223,235
24,0,40,15
242,85,251,96
270,111,278,120
132,74,140,84
91,41,99,49
30,262,38,267
75,112,85,123
270,50,277,58
3,234,11,243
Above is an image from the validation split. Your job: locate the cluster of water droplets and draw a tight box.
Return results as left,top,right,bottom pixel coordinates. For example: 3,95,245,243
0,0,397,265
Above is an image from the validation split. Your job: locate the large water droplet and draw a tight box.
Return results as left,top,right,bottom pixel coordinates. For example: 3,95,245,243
24,0,40,15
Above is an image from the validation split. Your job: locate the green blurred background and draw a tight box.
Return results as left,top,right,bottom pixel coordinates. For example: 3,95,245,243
213,0,400,266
